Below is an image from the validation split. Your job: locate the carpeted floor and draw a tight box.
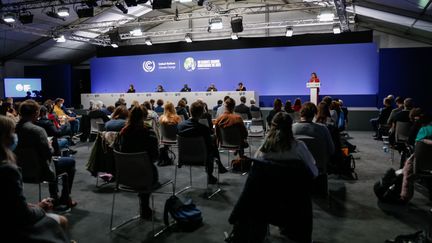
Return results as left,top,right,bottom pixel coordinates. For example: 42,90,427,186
23,131,432,243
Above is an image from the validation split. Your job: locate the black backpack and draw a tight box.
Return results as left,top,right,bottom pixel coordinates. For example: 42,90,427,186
374,168,404,204
163,195,203,232
158,146,175,166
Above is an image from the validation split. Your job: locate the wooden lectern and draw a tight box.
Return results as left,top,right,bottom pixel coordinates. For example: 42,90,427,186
306,82,320,105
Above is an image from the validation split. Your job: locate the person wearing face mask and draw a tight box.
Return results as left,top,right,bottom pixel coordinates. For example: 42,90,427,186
0,115,70,242
15,100,78,211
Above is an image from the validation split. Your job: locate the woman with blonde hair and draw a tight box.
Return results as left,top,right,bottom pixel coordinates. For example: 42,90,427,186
0,116,69,242
159,101,181,125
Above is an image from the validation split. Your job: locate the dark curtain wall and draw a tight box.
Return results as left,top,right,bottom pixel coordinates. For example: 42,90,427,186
378,47,432,111
24,65,72,106
72,68,91,108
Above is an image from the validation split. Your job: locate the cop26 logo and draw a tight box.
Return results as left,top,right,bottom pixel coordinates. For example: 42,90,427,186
183,57,196,72
143,60,156,72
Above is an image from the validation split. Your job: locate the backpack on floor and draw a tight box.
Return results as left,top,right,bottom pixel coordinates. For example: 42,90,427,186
163,195,203,232
158,146,175,166
374,168,404,204
330,152,358,180
231,157,252,173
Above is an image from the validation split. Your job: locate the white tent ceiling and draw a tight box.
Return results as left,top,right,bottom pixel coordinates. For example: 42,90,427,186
0,0,431,63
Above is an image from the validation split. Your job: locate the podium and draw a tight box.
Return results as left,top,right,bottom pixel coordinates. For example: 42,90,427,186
306,82,320,105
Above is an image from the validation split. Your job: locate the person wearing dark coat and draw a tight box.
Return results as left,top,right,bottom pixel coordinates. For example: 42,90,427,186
234,96,252,120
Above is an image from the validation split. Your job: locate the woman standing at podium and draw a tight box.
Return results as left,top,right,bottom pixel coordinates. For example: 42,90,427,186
309,72,320,93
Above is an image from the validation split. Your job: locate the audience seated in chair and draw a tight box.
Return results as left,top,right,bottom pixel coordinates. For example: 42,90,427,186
229,112,317,243
216,96,231,118
214,98,249,157
266,98,283,126
292,102,335,173
177,101,228,184
154,99,164,113
15,100,77,210
118,105,160,219
292,98,302,112
387,96,404,126
234,96,252,120
0,116,70,242
88,101,110,123
53,98,79,135
105,105,129,132
36,106,76,156
176,99,190,121
370,97,393,139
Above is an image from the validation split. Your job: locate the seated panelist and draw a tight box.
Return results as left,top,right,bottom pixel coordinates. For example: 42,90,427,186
207,83,218,92
156,85,165,92
180,84,191,92
236,82,246,91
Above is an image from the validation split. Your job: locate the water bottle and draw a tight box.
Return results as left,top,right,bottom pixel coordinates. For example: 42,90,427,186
383,145,389,153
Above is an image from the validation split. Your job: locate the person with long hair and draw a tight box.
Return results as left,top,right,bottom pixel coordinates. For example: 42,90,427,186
118,105,159,219
292,98,302,112
0,116,70,242
266,98,283,125
284,100,294,113
105,105,129,132
257,112,318,175
229,112,317,243
314,102,333,126
159,101,182,125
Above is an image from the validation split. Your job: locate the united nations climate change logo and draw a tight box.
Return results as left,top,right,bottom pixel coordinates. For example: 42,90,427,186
143,60,156,72
183,57,196,72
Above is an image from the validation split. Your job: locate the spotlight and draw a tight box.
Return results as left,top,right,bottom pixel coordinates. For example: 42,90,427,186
19,12,33,24
318,12,334,21
125,0,137,7
100,0,114,7
115,2,128,14
3,13,16,23
86,0,98,7
285,27,293,37
185,33,192,43
53,34,66,43
152,0,172,9
76,7,94,18
46,9,65,20
57,7,70,17
111,43,119,48
333,24,341,34
209,17,223,30
145,38,152,46
130,28,143,36
231,32,238,40
231,16,243,33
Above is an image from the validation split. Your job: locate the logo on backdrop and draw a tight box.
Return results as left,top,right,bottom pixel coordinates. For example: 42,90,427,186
15,84,31,92
143,60,156,72
183,57,196,72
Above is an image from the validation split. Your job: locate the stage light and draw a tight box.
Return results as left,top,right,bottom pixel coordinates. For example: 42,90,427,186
318,12,334,21
145,38,152,46
231,32,238,40
86,0,98,7
115,2,128,14
125,0,137,7
57,7,70,17
231,16,243,33
185,33,192,43
130,28,143,36
76,7,94,18
175,0,192,3
152,0,172,9
19,12,33,24
100,0,114,7
333,24,341,34
3,13,16,23
111,43,119,48
54,34,66,43
46,9,65,20
285,27,293,37
209,17,223,30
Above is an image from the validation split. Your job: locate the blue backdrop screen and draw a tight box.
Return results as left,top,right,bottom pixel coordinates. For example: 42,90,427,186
4,78,42,97
91,43,378,96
